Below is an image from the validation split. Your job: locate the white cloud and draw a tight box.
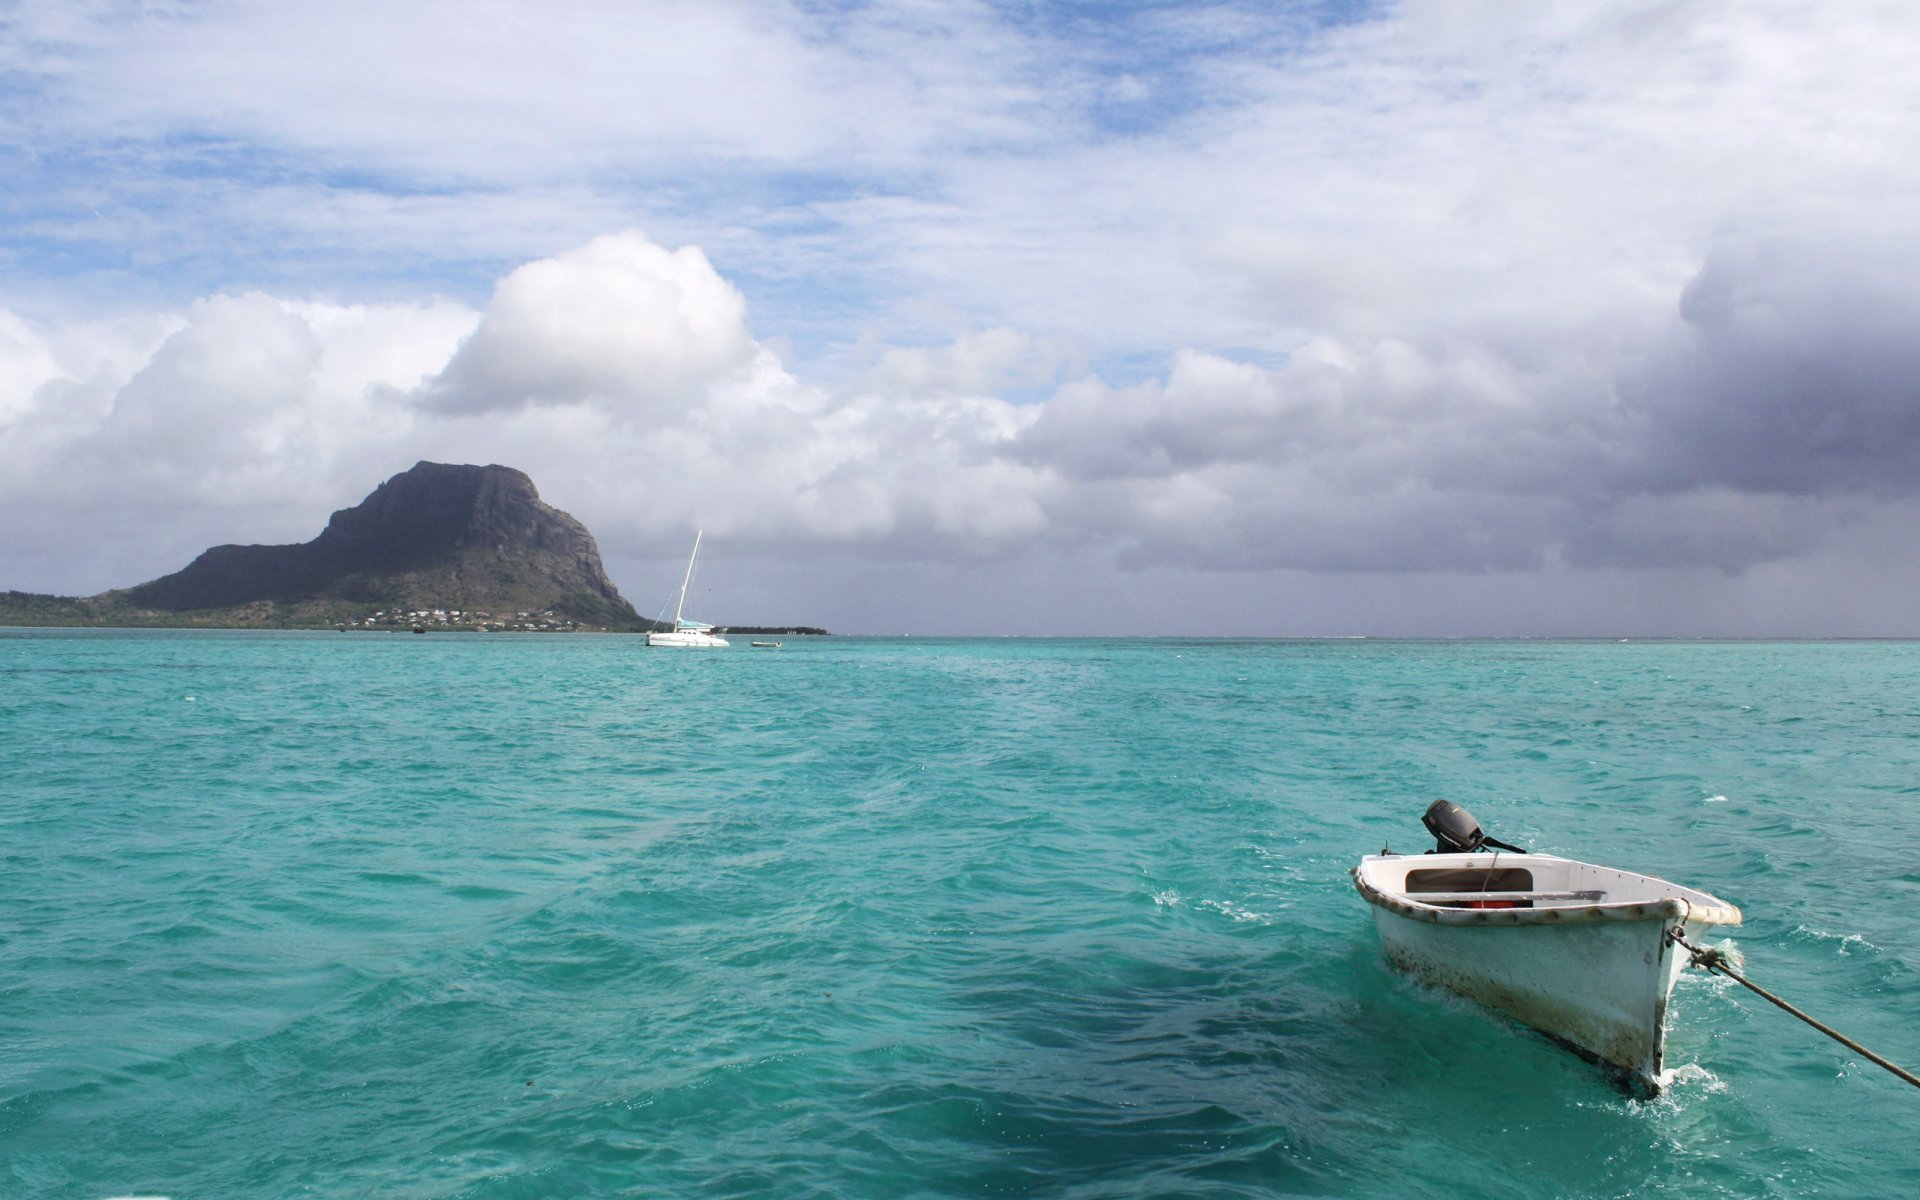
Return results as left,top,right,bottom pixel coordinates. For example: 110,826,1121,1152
0,311,67,426
0,291,472,591
421,233,757,415
8,3,1920,632
9,0,1063,183
861,327,1077,398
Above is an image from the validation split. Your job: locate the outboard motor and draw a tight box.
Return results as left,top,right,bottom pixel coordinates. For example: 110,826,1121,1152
1422,799,1527,854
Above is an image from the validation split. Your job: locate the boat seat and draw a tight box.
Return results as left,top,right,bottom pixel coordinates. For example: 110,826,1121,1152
1405,890,1607,904
1406,866,1534,893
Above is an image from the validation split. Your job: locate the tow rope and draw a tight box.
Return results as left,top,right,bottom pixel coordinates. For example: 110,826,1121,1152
1668,929,1920,1092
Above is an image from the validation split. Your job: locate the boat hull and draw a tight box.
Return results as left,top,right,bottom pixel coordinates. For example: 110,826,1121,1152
645,631,729,648
1355,852,1738,1093
1373,906,1700,1089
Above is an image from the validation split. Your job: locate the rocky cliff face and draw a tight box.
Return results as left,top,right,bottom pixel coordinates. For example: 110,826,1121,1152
120,462,640,625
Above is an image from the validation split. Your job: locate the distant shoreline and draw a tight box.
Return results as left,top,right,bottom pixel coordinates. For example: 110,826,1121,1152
0,591,827,636
3,621,1912,642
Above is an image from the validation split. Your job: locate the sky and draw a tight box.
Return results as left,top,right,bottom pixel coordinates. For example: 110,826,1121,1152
5,0,1920,636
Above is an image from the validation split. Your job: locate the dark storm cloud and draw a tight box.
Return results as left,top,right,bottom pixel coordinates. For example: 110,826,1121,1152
1631,235,1920,500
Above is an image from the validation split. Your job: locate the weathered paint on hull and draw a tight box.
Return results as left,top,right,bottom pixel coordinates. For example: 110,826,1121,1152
1371,908,1701,1093
1355,851,1739,1092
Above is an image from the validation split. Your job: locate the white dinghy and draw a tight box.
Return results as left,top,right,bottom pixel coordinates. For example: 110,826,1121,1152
1354,801,1741,1094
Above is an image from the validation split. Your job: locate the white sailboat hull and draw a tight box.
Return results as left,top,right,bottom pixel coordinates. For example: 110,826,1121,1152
1354,851,1740,1092
646,630,729,648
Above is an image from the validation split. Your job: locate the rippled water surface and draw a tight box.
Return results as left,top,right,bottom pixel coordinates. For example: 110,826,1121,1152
3,631,1917,1197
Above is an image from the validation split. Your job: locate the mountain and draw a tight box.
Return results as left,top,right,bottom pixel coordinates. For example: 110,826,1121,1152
6,462,646,629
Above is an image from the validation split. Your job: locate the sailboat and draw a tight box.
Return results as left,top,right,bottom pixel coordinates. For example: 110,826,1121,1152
646,531,730,648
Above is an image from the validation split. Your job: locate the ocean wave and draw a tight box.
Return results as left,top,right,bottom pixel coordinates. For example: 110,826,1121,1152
1790,925,1880,956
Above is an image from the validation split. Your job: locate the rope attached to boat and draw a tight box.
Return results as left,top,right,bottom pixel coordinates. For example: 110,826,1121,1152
1668,929,1920,1092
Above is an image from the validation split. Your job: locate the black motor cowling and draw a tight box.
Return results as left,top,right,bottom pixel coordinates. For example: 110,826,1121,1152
1422,799,1526,854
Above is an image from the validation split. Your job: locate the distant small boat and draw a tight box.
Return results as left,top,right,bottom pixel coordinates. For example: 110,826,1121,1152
1354,801,1740,1093
647,531,729,649
750,640,781,648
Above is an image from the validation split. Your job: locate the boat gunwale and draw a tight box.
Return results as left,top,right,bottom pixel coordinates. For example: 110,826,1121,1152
1353,853,1741,928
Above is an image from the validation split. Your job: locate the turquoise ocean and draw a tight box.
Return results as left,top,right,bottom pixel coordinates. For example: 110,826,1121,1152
3,630,1917,1198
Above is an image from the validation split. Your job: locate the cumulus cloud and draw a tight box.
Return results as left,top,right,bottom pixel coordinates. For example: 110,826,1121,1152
0,313,66,426
0,292,472,590
401,233,1049,558
421,233,758,415
1633,233,1920,500
861,327,1079,398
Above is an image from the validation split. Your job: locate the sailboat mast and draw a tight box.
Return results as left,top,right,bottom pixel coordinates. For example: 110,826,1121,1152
673,530,703,625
